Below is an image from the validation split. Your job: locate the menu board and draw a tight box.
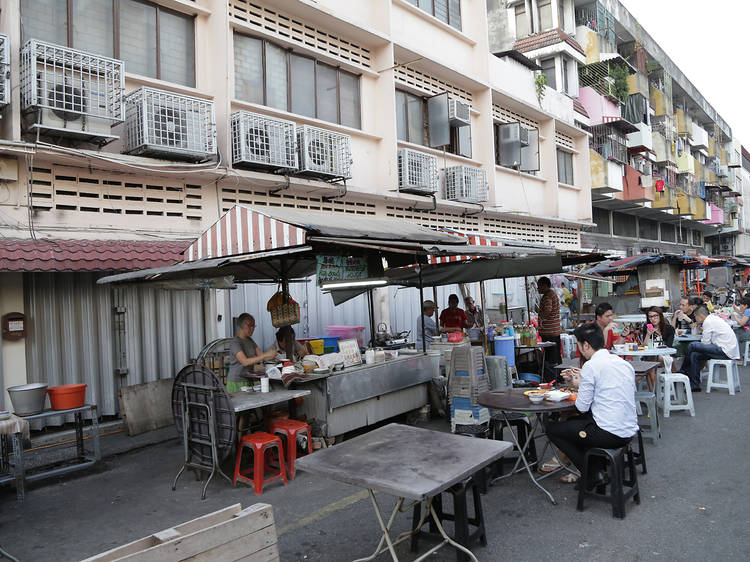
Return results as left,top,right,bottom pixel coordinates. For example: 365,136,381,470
316,255,368,285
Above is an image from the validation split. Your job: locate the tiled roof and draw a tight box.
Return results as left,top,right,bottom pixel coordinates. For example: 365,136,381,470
514,29,585,57
0,239,190,272
573,99,589,117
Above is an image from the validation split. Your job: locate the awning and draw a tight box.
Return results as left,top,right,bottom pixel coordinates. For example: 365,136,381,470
0,238,189,273
583,252,742,276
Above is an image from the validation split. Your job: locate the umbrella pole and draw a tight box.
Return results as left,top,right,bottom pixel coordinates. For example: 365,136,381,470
419,267,426,352
480,280,488,354
433,286,440,332
525,276,531,324
503,278,510,322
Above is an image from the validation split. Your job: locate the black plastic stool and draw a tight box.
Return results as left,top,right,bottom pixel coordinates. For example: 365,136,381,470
411,476,487,562
627,429,647,475
488,413,537,477
577,441,640,519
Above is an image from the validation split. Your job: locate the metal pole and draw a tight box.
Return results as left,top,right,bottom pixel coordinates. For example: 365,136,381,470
503,278,510,322
525,276,531,324
433,286,440,332
418,267,426,352
479,280,488,354
367,289,376,347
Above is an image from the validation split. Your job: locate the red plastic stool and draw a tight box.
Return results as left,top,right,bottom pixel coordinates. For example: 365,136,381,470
269,419,313,480
233,432,287,494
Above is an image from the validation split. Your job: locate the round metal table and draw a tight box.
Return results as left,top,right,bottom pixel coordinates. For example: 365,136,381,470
478,389,576,504
611,347,676,358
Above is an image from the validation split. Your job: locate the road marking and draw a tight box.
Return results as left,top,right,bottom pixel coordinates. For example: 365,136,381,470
277,490,369,536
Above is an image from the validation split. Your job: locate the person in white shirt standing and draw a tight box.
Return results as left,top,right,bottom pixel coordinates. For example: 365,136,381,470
547,323,639,486
680,305,740,391
415,300,437,350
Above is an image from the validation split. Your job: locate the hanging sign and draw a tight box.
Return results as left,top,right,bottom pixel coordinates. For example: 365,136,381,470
316,255,368,285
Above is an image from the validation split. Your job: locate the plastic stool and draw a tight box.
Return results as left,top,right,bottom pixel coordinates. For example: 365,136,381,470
706,359,741,395
411,476,486,562
233,432,287,494
577,441,640,519
659,372,695,417
634,391,660,442
744,342,750,366
626,429,647,475
269,419,312,480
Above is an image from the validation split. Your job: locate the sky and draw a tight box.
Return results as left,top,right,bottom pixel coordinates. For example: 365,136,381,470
619,0,750,147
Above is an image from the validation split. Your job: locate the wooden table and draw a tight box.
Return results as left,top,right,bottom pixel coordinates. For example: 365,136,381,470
295,423,512,562
477,389,576,504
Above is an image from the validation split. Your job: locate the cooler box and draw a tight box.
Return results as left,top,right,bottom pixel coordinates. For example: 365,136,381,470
493,336,516,367
326,325,365,346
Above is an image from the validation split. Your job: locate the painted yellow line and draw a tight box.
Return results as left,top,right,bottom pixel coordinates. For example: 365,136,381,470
277,490,369,536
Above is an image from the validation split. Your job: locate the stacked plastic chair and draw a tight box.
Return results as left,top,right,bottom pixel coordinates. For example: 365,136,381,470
449,346,490,434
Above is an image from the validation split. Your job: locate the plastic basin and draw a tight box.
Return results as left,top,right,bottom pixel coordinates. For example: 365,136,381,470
48,384,87,410
326,326,365,346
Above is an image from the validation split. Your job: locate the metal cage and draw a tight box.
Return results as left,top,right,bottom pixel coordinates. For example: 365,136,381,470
297,125,352,180
231,111,297,171
397,148,439,194
20,40,124,142
123,87,216,161
0,34,9,108
444,165,488,203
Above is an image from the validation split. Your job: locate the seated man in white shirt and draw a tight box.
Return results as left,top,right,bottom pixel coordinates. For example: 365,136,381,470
680,305,740,391
547,323,639,487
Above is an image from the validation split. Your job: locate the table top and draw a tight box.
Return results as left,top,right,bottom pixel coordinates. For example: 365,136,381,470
554,358,659,374
516,341,557,350
18,404,97,420
230,389,311,413
294,423,513,501
611,347,676,357
478,389,577,413
674,334,702,342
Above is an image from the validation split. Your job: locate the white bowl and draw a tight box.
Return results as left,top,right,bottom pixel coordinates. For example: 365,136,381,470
528,395,545,404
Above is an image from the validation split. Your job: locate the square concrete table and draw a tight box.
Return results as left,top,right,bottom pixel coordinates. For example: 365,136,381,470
296,423,512,561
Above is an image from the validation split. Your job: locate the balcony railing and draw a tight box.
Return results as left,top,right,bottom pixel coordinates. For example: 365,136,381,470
575,2,616,45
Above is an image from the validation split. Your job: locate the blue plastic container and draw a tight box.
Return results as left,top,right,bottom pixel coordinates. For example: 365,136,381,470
312,336,340,352
518,372,541,384
493,336,516,367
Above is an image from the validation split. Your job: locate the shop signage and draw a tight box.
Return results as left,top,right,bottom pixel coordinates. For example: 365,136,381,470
316,255,368,285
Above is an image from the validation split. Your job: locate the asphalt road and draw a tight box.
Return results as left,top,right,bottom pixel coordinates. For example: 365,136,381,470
1,369,749,561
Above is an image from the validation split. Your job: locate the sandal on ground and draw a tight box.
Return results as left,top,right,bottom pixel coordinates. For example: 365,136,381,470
560,472,579,484
540,460,562,473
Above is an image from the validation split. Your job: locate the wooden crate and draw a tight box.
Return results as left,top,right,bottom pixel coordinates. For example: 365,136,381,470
82,503,279,562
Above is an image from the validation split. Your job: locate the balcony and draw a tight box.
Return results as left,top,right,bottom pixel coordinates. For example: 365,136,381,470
675,188,692,216
707,136,716,157
674,108,692,136
589,149,623,194
691,123,709,149
702,203,724,225
691,196,709,220
626,72,649,98
614,164,654,203
676,152,695,174
649,87,673,116
627,122,653,152
652,132,675,164
653,186,677,209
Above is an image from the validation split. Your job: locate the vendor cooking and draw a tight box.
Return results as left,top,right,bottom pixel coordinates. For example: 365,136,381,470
439,293,471,333
271,325,311,361
227,313,276,393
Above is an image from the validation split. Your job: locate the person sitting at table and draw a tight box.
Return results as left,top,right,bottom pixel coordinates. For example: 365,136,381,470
271,325,310,362
730,297,750,345
595,302,630,349
547,323,638,486
671,296,698,331
679,306,740,391
439,293,470,333
702,291,715,313
416,300,437,349
642,306,675,348
227,313,276,393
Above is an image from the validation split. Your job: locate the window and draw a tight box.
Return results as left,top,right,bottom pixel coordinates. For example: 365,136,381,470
558,0,566,30
660,223,676,242
405,0,462,31
638,218,658,240
495,122,539,172
21,0,196,87
538,0,553,31
396,90,425,145
592,207,610,235
541,58,556,90
612,212,636,238
562,58,570,94
557,149,574,185
692,230,702,246
234,34,361,129
515,3,529,37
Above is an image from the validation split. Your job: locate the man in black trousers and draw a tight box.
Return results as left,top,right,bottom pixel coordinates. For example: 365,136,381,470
547,323,639,486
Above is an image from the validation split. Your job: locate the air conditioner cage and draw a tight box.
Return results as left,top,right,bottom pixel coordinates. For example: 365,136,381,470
397,148,438,194
231,111,297,171
123,87,216,161
444,165,488,204
297,125,352,181
20,40,124,142
447,97,471,127
0,33,9,107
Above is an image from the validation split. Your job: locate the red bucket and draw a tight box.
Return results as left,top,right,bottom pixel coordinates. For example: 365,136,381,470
48,384,87,410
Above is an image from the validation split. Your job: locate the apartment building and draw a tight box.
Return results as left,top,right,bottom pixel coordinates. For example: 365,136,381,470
488,0,744,258
0,1,591,414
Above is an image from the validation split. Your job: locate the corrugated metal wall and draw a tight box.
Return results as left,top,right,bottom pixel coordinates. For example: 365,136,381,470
24,273,204,424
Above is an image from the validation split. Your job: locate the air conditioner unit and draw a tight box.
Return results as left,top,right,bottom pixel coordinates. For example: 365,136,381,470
123,87,216,161
20,40,123,143
444,165,488,204
447,97,471,127
297,125,352,180
397,148,438,195
231,111,297,171
0,33,9,108
519,127,529,147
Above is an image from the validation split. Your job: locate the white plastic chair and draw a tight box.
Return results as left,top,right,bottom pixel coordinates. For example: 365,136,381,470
705,359,741,395
659,371,695,417
743,341,750,366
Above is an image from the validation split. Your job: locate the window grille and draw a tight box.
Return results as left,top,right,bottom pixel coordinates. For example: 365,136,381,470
0,34,8,107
